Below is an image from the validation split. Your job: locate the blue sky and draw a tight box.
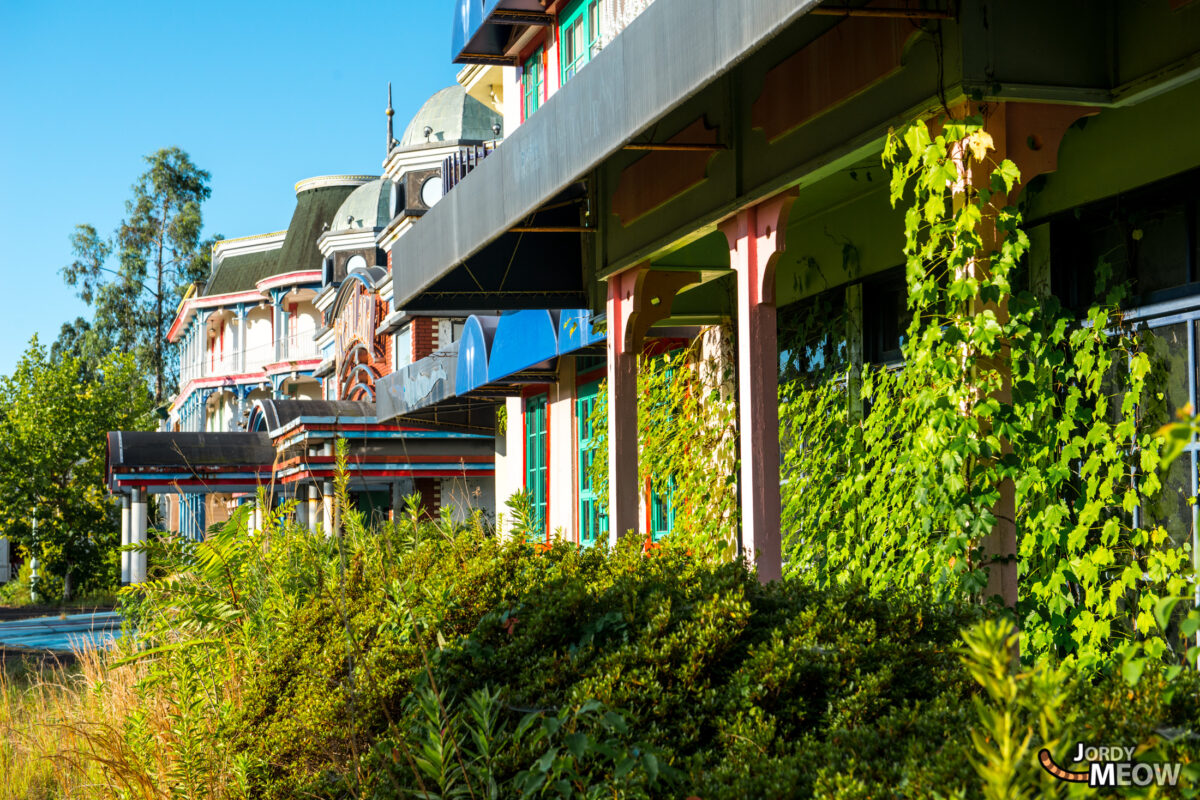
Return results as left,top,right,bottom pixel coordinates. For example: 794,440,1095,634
0,1,460,376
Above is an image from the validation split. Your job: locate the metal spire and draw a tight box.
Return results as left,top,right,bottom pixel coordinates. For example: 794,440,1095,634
386,82,395,156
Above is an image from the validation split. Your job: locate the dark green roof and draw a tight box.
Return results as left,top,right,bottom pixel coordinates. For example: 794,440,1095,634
276,184,359,273
203,182,359,297
205,248,280,295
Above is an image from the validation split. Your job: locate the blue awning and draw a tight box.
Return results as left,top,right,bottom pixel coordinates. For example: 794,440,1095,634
456,315,500,395
557,308,605,354
486,310,559,381
451,0,554,65
376,309,603,426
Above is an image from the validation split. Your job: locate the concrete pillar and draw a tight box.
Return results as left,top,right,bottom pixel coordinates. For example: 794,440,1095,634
605,266,699,546
605,311,639,542
0,533,9,584
238,305,249,373
295,485,308,529
131,487,148,584
719,191,797,583
845,283,864,426
322,480,335,536
391,480,403,522
120,493,131,584
307,486,320,534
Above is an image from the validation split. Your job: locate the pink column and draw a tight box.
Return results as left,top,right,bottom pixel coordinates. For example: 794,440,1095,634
606,270,639,542
720,191,797,583
606,266,700,546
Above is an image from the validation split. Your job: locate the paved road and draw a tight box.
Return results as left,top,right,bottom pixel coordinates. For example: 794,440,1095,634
0,611,123,652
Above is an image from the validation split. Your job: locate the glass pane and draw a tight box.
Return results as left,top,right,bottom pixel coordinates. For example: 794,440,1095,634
1134,203,1190,296
1141,322,1192,548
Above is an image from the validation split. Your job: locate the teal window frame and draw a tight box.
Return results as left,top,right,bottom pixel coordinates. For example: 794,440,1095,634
524,393,548,540
650,478,675,542
576,380,606,546
559,0,603,85
646,349,681,541
522,47,543,120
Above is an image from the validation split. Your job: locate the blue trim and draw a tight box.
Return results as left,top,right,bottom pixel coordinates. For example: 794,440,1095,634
557,308,604,354
488,310,559,381
457,315,498,394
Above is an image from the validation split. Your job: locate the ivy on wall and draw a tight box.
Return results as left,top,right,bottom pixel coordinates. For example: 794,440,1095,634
587,328,739,559
780,117,1195,668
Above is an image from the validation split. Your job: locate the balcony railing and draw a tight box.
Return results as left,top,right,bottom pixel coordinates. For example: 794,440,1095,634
280,337,321,362
442,142,498,195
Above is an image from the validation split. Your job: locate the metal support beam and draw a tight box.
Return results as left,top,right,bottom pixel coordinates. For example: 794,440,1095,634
623,143,728,152
810,6,953,19
507,226,595,233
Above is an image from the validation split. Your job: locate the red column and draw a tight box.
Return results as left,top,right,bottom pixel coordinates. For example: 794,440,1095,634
720,191,796,583
606,269,641,543
605,265,700,546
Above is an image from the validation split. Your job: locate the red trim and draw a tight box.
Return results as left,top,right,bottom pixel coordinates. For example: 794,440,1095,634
255,270,322,293
262,358,322,374
278,469,494,484
278,454,494,468
576,365,605,386
167,289,266,341
521,382,550,399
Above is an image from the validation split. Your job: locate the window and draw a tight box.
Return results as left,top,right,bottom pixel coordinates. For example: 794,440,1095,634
560,0,603,84
1051,170,1200,312
395,324,412,370
577,381,606,545
522,48,543,120
650,478,675,541
646,351,679,541
524,394,549,540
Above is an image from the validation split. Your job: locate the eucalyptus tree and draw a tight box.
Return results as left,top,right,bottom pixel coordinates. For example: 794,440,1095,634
60,148,218,401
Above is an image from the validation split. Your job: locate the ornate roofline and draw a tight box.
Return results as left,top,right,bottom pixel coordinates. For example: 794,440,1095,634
294,175,379,194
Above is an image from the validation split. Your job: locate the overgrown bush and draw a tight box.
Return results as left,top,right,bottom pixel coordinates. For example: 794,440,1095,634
3,481,1200,798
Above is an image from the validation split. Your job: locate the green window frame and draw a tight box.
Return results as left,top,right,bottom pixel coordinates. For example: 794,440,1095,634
650,478,675,542
523,48,543,120
524,393,548,540
559,0,603,85
647,349,681,541
576,380,606,546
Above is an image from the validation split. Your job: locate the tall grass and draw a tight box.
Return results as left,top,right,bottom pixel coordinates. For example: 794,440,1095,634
0,445,485,799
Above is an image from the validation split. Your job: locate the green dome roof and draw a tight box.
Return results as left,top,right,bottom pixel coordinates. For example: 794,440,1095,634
400,86,502,148
330,178,390,232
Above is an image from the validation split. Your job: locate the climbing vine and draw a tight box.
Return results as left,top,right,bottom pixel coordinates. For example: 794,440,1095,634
587,327,739,560
781,117,1195,668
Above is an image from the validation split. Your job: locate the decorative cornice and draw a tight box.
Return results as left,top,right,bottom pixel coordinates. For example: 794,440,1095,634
255,270,323,293
212,230,287,263
294,175,378,194
317,228,382,257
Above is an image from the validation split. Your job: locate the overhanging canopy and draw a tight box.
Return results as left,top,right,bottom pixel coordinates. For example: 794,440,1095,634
376,308,604,427
106,431,274,494
394,0,820,312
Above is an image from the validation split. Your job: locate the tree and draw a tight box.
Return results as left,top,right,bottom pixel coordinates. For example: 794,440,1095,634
61,148,217,401
0,338,153,600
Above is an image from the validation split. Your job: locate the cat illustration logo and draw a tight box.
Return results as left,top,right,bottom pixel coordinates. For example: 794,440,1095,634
1039,744,1182,788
